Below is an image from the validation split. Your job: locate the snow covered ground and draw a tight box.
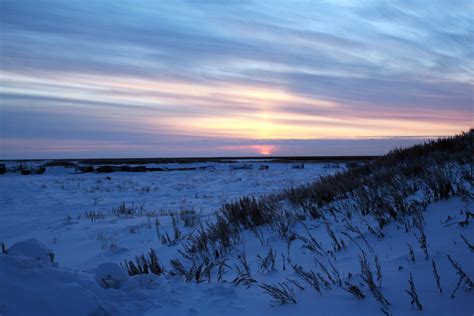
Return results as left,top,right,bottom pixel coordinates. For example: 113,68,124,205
0,162,337,269
0,161,472,315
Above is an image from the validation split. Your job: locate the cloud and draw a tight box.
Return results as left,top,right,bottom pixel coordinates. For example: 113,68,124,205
0,0,472,157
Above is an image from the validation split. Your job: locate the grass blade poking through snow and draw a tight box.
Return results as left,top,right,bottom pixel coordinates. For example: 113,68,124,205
260,282,297,305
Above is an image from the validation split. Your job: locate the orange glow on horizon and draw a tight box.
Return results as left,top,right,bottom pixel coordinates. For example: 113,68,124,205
257,145,274,155
3,71,471,144
220,144,277,155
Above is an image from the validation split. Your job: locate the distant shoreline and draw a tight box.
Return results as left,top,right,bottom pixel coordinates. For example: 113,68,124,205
0,155,378,164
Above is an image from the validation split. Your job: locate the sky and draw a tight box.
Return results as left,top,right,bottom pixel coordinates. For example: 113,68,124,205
0,0,472,159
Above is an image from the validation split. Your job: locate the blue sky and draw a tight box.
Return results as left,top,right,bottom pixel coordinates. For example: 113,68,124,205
0,0,472,158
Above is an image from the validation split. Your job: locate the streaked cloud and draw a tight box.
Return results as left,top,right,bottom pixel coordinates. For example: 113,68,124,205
0,0,472,158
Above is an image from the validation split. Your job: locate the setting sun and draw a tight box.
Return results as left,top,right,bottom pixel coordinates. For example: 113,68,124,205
257,145,274,155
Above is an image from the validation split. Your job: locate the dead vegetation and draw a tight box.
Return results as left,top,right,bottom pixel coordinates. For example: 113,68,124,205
447,254,473,298
260,282,297,305
117,130,473,308
431,259,442,294
405,273,423,310
122,249,165,276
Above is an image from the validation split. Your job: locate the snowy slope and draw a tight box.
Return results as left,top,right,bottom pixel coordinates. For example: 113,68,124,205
0,135,473,316
0,198,472,315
